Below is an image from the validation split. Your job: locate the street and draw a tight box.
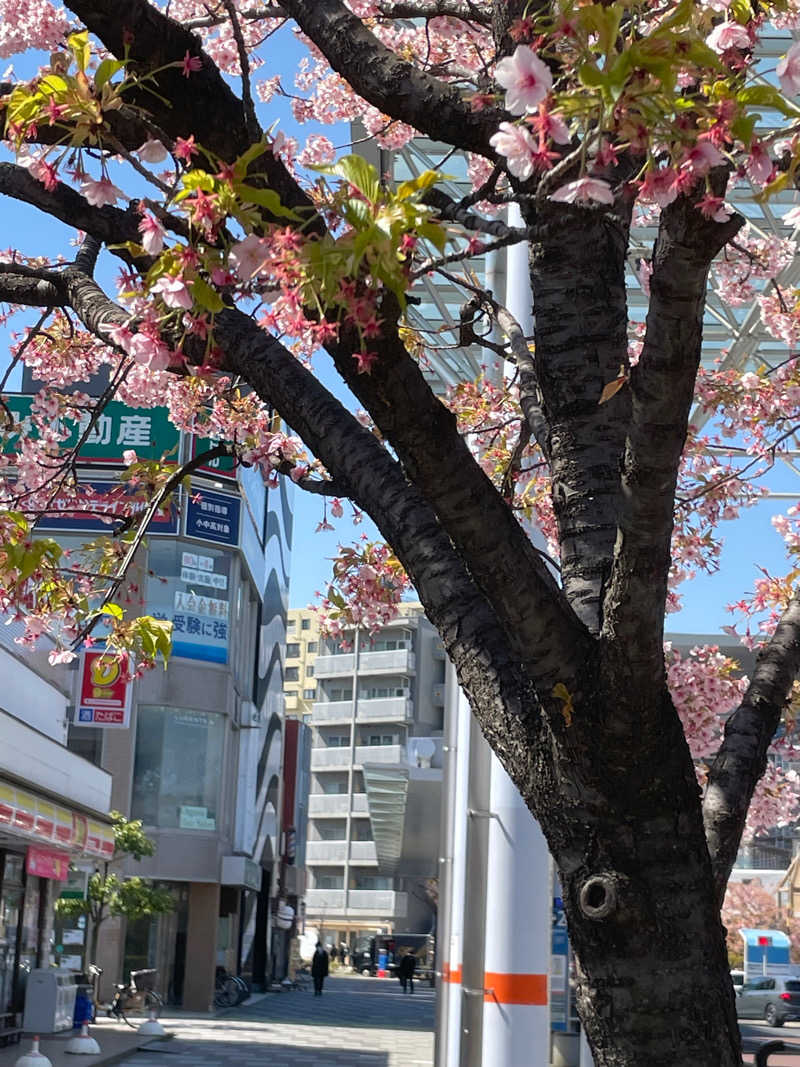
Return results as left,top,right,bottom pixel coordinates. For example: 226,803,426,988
741,1020,800,1065
115,975,435,1067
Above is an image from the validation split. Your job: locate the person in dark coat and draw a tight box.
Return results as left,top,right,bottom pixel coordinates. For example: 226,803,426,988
311,942,329,995
398,950,417,994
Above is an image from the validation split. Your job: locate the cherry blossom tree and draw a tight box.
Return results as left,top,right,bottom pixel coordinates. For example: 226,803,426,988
5,0,800,1062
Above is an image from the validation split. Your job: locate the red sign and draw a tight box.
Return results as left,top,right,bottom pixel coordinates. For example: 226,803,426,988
26,845,70,880
78,651,132,729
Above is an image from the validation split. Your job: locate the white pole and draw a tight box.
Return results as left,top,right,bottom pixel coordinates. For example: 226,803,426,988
442,683,471,1067
480,759,550,1066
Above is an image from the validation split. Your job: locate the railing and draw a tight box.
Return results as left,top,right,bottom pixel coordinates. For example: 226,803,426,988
347,890,407,916
351,794,369,814
354,744,405,766
310,748,352,770
308,793,350,815
312,654,355,677
349,841,378,862
305,889,345,911
306,840,348,863
358,649,416,674
356,698,412,722
310,701,353,722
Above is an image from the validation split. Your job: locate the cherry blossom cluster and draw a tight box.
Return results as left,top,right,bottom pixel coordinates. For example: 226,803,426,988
312,537,411,638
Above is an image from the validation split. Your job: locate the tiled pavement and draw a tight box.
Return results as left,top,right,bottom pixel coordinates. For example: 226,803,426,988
114,975,434,1067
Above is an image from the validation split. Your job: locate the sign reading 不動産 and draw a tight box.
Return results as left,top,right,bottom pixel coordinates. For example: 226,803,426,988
2,395,179,465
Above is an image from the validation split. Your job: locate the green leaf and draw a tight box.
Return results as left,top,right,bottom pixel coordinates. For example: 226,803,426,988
102,603,124,620
67,31,91,73
416,220,447,253
181,170,216,193
578,62,608,89
233,183,302,220
313,155,381,204
94,58,125,91
191,275,224,313
738,85,800,118
233,138,270,179
396,169,442,201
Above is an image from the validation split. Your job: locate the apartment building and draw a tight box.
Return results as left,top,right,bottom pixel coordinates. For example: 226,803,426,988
283,609,321,720
289,605,444,950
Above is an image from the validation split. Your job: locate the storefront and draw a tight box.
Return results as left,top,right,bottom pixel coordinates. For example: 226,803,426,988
0,778,114,1014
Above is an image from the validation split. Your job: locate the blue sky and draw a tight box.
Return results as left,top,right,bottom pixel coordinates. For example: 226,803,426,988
1,26,796,634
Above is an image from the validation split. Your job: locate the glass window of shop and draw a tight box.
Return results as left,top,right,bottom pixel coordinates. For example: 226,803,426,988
0,852,53,1013
0,852,23,1013
146,542,231,664
132,706,225,830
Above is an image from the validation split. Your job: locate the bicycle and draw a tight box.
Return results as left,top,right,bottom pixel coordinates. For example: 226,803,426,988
107,969,164,1028
214,968,250,1008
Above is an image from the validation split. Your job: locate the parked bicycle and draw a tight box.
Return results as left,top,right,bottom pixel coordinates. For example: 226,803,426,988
107,969,164,1028
214,968,250,1008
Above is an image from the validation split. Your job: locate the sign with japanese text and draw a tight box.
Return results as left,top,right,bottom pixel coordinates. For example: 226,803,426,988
3,395,179,465
0,780,113,859
185,488,241,546
26,844,70,880
36,481,179,535
77,650,133,728
190,433,237,480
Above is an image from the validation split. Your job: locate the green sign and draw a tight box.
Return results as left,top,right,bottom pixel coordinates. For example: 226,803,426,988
2,395,179,465
191,434,237,479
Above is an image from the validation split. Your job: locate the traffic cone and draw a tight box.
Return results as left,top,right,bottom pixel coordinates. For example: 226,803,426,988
15,1037,53,1066
64,1022,101,1054
138,1008,166,1036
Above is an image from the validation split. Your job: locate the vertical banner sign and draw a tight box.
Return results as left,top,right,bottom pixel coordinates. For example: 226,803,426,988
551,894,569,1032
78,651,133,728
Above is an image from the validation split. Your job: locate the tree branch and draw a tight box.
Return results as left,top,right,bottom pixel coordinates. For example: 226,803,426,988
376,0,491,22
704,588,800,901
278,0,500,157
601,178,743,680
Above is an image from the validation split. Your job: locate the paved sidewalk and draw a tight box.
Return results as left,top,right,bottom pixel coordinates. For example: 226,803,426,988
114,975,434,1067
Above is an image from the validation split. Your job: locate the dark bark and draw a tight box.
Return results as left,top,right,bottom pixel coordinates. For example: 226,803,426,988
704,588,800,899
602,185,743,686
279,0,501,157
526,201,632,634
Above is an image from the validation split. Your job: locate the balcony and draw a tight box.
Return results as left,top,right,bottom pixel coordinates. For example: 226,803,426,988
310,748,352,771
311,701,353,723
306,841,348,864
351,794,369,815
356,698,412,722
305,889,345,912
313,653,355,678
348,890,407,916
355,744,404,766
308,794,350,816
358,649,415,674
349,841,378,863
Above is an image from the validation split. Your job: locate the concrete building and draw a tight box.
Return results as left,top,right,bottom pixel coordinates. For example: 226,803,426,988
291,605,443,951
9,387,294,1010
283,609,321,721
0,621,113,1017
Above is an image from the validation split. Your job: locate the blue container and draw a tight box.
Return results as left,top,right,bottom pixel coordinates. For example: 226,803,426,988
73,987,94,1028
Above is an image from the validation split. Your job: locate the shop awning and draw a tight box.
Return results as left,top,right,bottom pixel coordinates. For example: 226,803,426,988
0,778,114,860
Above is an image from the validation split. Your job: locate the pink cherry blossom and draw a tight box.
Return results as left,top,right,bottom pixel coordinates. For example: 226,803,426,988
136,139,168,163
681,140,726,177
138,213,166,256
494,45,553,115
777,42,800,96
229,234,269,281
80,178,125,207
489,122,538,180
550,178,615,206
122,449,138,465
151,274,193,310
706,21,750,53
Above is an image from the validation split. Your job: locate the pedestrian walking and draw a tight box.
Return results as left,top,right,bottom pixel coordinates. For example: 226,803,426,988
398,950,417,994
311,941,329,995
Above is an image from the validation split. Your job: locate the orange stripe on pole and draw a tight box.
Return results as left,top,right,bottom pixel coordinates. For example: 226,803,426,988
441,963,462,983
483,972,548,1005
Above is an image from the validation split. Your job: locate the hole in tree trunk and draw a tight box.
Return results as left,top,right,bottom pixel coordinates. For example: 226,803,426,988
579,874,617,920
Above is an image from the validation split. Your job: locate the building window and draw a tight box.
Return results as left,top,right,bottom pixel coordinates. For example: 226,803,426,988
349,874,393,890
285,667,299,681
303,688,317,700
286,643,300,658
287,619,296,632
306,666,314,677
145,542,231,664
132,706,225,830
329,687,353,701
359,685,406,699
301,618,311,630
316,874,343,889
307,642,318,653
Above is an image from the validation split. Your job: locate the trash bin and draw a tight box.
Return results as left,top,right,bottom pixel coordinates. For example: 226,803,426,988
23,969,78,1033
73,985,94,1028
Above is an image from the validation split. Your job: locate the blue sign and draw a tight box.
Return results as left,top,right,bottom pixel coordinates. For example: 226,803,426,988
36,481,178,535
185,488,240,546
552,895,569,1032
